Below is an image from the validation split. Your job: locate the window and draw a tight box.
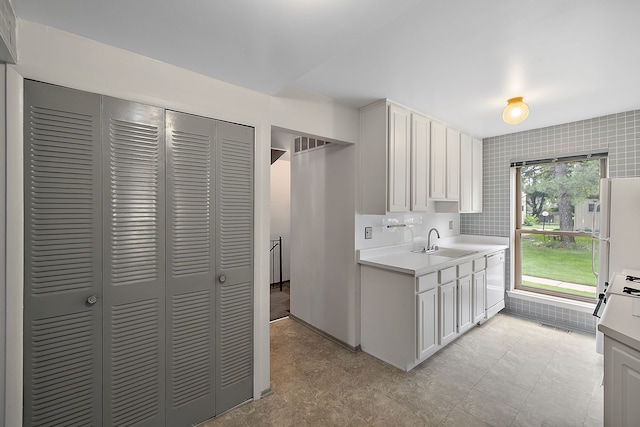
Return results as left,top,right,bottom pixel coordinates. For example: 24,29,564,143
512,154,606,302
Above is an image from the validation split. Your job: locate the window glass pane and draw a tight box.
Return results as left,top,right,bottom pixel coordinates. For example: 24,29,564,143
519,232,596,299
517,158,601,301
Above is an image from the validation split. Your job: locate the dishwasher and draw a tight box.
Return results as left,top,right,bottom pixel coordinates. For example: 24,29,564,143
485,251,506,320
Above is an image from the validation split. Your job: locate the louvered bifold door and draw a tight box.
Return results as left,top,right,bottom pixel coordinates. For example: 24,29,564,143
24,80,103,427
215,121,254,414
102,97,166,427
165,111,216,426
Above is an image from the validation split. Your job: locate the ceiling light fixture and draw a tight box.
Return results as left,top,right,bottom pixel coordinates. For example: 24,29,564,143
502,96,529,125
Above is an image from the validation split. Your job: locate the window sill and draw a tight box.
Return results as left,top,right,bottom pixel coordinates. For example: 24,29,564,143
507,289,596,314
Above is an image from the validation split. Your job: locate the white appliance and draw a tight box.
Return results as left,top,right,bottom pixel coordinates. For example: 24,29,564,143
486,250,506,320
593,177,640,352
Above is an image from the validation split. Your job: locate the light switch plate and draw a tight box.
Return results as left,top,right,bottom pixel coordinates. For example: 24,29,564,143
365,226,373,239
449,220,454,230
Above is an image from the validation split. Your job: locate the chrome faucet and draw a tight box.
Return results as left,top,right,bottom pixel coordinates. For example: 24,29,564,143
426,228,440,252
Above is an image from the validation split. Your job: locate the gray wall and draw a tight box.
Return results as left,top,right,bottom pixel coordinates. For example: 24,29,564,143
461,110,640,332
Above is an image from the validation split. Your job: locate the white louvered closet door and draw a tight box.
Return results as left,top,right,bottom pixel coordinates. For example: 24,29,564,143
102,97,166,427
165,111,216,426
24,81,104,427
215,121,254,414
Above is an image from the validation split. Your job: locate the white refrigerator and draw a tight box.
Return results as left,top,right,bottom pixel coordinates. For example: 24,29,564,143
594,177,640,352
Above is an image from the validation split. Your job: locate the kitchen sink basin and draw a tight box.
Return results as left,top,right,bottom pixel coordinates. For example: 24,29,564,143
424,247,477,258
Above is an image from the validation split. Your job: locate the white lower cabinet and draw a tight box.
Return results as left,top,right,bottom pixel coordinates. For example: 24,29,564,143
361,254,489,372
457,275,473,334
604,336,640,426
439,281,457,345
472,270,486,323
417,287,439,360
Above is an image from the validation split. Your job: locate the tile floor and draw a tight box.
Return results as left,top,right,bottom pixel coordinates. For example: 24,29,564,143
202,313,603,426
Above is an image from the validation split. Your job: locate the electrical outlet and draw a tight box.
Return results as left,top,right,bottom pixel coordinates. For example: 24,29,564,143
365,226,373,239
449,220,454,230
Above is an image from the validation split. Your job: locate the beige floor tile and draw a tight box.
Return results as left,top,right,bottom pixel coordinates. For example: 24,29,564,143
457,388,519,426
202,313,603,426
472,369,532,411
439,406,492,427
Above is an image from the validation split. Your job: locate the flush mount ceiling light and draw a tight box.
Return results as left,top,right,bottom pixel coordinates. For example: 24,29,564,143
502,96,529,125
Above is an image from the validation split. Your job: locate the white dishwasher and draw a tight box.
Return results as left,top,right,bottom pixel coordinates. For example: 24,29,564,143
485,251,506,320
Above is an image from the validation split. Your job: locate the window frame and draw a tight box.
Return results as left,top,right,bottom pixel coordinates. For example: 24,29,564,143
512,155,607,303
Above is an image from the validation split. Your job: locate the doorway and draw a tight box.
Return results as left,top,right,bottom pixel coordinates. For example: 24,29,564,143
270,130,292,320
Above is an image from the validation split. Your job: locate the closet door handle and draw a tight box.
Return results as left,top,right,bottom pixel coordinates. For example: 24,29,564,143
219,275,227,283
86,295,98,305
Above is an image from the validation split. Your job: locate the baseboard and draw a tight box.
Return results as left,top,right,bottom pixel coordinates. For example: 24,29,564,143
503,309,596,335
288,314,361,353
260,388,273,399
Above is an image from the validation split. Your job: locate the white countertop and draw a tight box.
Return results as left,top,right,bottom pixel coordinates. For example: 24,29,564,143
598,273,640,351
357,235,509,277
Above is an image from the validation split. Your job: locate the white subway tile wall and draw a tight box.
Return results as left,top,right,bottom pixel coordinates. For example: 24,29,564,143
461,110,640,332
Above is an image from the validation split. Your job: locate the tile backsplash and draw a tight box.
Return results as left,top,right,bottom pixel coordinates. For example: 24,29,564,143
356,212,459,250
461,109,640,332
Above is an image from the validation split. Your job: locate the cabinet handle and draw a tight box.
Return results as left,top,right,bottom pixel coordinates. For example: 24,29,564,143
219,275,227,283
86,295,98,305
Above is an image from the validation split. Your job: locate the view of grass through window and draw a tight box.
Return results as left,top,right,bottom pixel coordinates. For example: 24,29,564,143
516,157,603,301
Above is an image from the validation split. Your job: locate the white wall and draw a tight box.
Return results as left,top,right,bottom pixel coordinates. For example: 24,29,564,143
4,19,361,425
270,155,291,283
0,64,6,427
270,86,359,145
290,143,358,347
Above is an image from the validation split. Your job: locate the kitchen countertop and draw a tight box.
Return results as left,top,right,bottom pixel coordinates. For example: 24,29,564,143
357,235,509,277
598,273,640,351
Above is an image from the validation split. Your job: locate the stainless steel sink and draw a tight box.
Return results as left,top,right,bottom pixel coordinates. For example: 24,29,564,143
424,247,477,258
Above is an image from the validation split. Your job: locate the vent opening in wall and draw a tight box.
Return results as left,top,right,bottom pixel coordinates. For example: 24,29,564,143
538,323,572,333
293,136,332,154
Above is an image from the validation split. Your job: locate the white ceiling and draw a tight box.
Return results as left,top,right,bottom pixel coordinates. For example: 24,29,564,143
13,0,640,138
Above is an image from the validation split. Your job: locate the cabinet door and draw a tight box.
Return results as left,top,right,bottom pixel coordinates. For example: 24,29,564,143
473,270,486,323
215,121,254,414
457,275,473,334
446,127,460,200
459,133,473,212
411,113,430,211
606,338,640,426
24,80,103,427
429,121,447,199
102,97,166,427
417,288,438,360
388,104,411,212
166,111,217,426
439,281,457,345
472,137,483,212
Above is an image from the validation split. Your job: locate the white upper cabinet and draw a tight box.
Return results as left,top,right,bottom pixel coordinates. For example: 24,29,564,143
459,133,473,212
429,120,447,200
460,133,483,213
472,137,483,212
388,104,411,212
430,124,459,201
359,100,411,214
360,99,481,214
411,113,430,212
446,128,460,200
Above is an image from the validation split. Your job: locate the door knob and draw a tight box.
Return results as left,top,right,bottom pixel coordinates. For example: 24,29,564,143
219,275,227,283
86,295,98,305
